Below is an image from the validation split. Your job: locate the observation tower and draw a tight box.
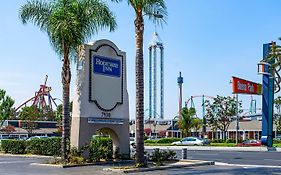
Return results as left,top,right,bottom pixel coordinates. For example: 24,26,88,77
148,32,164,119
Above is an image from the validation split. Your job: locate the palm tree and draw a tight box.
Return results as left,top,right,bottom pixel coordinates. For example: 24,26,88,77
19,0,116,161
192,117,202,137
122,0,167,165
177,107,196,137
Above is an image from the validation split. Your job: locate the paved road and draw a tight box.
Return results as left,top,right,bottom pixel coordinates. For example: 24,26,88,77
0,156,280,175
145,147,281,167
1,152,281,175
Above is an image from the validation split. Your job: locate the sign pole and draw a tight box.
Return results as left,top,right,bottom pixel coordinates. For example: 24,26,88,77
236,94,239,145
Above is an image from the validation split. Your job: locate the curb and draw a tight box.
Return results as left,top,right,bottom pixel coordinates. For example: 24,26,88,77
104,160,215,173
0,153,54,159
30,160,135,168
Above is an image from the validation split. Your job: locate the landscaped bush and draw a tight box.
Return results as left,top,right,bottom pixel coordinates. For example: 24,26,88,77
210,139,224,143
226,139,236,143
144,139,157,143
273,139,281,144
156,138,181,144
149,148,177,166
26,137,61,156
1,139,26,154
89,136,113,162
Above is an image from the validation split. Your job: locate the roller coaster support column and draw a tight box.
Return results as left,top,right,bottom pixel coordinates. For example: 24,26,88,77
261,43,275,147
202,95,206,138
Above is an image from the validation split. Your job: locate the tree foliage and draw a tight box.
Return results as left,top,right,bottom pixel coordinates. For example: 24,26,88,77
19,106,40,137
205,95,242,140
177,107,196,137
0,89,15,127
274,96,281,133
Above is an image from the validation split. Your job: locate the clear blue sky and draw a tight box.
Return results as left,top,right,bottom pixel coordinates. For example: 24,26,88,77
1,1,281,119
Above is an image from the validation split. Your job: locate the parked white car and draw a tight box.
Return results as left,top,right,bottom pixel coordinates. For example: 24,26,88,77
172,137,207,146
27,136,48,140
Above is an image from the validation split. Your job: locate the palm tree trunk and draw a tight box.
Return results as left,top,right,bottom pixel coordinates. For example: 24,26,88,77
61,43,71,161
135,11,145,165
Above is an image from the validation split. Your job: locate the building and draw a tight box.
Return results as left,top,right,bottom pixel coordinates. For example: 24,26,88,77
0,120,60,139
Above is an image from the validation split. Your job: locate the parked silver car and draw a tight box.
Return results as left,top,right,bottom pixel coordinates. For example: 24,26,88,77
172,137,208,146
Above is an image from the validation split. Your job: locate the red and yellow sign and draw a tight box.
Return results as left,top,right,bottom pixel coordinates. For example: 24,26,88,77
232,76,262,95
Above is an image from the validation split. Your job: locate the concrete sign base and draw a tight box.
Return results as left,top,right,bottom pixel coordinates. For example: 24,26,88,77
70,39,130,158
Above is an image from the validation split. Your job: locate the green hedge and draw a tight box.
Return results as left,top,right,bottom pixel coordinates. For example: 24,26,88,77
144,138,181,144
156,138,181,143
1,140,26,154
273,139,281,144
89,136,113,162
26,137,61,156
1,137,61,156
210,139,225,143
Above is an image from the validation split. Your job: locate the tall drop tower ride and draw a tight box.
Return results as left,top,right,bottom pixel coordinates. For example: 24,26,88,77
148,32,164,119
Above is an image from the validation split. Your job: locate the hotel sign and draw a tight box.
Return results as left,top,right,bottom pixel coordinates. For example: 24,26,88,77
93,56,121,77
89,43,124,111
232,76,262,95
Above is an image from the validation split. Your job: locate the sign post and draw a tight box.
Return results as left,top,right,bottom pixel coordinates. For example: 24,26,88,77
232,76,262,144
258,43,275,147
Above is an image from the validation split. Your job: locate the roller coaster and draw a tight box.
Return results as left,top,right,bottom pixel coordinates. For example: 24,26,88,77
15,75,59,112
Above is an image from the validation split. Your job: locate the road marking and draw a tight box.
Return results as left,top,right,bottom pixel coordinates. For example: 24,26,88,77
196,153,219,156
264,159,281,162
0,160,35,164
215,162,281,169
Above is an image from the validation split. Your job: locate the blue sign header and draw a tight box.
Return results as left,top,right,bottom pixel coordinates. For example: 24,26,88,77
93,56,121,77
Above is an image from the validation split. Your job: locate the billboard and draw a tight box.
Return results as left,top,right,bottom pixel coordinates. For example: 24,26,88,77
232,76,262,95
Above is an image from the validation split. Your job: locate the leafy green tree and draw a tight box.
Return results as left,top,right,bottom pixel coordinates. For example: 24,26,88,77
192,117,202,137
205,95,242,140
19,0,116,161
112,0,167,164
177,107,196,137
40,106,55,121
19,106,40,137
274,96,281,135
0,89,15,127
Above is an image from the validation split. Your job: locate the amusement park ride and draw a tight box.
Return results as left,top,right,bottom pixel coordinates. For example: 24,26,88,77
15,75,59,113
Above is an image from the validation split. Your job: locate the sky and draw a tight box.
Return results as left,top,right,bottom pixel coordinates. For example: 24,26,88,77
1,1,281,120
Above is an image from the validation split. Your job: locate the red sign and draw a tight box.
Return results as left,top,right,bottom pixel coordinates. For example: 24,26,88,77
232,77,262,95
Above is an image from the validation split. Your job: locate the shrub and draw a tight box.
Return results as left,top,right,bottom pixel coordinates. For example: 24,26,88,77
156,138,181,144
210,139,224,143
149,148,177,166
1,139,26,154
226,139,236,143
26,137,61,156
273,139,281,144
144,140,157,143
89,136,113,162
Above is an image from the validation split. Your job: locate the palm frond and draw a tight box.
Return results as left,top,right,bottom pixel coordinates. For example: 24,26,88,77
143,0,167,27
19,0,52,32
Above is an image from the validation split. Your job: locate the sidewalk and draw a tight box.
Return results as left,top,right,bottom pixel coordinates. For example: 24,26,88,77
145,145,281,152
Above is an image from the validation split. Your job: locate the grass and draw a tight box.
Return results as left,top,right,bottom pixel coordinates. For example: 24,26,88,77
210,143,236,147
144,143,171,146
273,143,281,147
